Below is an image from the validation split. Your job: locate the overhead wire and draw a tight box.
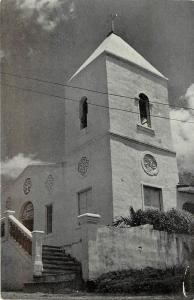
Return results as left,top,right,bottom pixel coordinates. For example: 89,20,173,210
1,81,194,124
1,71,194,111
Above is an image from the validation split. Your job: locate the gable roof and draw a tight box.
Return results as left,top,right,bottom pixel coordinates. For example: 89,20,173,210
69,33,167,81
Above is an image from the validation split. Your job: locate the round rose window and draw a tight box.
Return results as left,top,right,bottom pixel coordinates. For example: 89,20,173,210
142,154,158,176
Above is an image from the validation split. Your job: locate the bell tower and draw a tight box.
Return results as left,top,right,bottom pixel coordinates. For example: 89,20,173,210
65,33,179,222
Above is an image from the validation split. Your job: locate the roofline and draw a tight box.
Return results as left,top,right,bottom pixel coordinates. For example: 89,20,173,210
177,185,194,194
177,184,193,187
106,51,168,81
68,52,106,82
3,162,66,193
68,50,168,83
110,132,176,155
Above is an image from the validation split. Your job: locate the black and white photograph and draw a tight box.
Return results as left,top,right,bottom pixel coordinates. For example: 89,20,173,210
1,0,194,299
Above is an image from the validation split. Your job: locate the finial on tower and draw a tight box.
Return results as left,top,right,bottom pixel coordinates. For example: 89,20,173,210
107,13,118,36
111,13,117,32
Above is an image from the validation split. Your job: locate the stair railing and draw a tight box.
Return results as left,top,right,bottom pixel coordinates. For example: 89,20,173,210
2,210,44,277
9,213,32,255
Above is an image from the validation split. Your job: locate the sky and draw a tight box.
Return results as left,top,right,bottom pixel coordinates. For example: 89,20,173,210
1,0,194,186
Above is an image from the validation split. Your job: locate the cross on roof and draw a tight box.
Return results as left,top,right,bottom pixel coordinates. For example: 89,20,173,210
111,13,118,33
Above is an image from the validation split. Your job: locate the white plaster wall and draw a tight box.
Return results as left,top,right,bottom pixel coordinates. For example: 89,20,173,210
2,164,69,246
110,137,179,217
62,54,114,250
1,239,32,290
65,55,110,156
61,134,113,248
177,191,194,210
104,54,178,216
106,55,174,152
88,225,192,279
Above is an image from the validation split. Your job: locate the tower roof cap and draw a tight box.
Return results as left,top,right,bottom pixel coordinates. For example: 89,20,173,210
69,33,167,81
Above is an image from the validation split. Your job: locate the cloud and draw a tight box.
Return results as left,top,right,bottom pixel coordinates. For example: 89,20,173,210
15,0,76,31
185,83,194,108
170,84,194,173
1,153,43,179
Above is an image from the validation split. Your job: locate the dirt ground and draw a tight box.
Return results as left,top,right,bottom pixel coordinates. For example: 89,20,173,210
1,292,191,300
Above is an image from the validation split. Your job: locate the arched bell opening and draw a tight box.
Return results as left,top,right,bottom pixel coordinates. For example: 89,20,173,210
20,201,34,232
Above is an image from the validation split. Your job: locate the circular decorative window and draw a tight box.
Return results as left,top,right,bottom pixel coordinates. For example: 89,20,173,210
45,174,54,192
78,156,89,176
23,178,32,195
142,154,158,176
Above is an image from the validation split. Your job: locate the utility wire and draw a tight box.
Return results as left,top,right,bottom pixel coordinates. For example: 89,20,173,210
1,71,194,111
1,82,194,124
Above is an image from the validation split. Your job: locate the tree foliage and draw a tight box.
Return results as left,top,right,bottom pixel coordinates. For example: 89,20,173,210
113,207,194,234
88,266,185,294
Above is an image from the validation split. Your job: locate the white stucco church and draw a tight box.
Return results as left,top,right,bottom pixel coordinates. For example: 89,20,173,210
2,32,194,290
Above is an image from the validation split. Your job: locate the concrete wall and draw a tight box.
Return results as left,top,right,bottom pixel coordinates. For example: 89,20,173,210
2,137,113,251
88,225,193,279
177,191,194,210
61,134,113,250
105,54,178,216
2,164,69,247
65,55,110,156
62,54,114,249
1,239,32,290
110,136,178,217
106,55,174,152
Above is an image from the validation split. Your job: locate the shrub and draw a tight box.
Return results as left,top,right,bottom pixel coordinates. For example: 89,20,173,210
90,266,185,294
113,207,194,234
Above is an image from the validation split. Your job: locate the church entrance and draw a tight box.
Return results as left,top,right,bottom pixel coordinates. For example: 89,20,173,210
183,202,194,215
20,201,34,231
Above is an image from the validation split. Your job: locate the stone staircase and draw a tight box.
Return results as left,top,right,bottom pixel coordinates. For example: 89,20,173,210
24,245,83,293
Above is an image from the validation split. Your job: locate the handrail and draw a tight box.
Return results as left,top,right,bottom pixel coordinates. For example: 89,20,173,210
3,210,44,276
9,215,32,239
8,215,32,255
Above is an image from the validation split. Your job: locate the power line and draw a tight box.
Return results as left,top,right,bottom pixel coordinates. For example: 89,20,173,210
1,81,194,124
1,71,194,111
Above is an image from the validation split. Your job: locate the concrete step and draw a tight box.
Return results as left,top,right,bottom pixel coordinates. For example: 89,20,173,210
42,253,70,260
42,254,76,260
43,264,81,272
42,246,66,252
42,249,61,253
42,258,79,266
43,245,61,249
42,269,78,276
34,272,76,283
42,250,66,256
23,245,83,293
42,249,71,257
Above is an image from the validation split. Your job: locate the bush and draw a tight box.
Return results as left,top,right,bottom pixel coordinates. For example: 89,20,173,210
90,266,185,294
113,207,194,234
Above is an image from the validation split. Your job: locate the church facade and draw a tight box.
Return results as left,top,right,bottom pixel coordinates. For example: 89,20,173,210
2,33,194,288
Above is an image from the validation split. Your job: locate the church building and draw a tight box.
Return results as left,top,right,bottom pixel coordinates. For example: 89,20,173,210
1,32,194,290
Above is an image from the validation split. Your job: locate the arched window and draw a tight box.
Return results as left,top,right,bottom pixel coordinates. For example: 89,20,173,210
20,201,34,231
79,97,88,129
139,93,151,128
